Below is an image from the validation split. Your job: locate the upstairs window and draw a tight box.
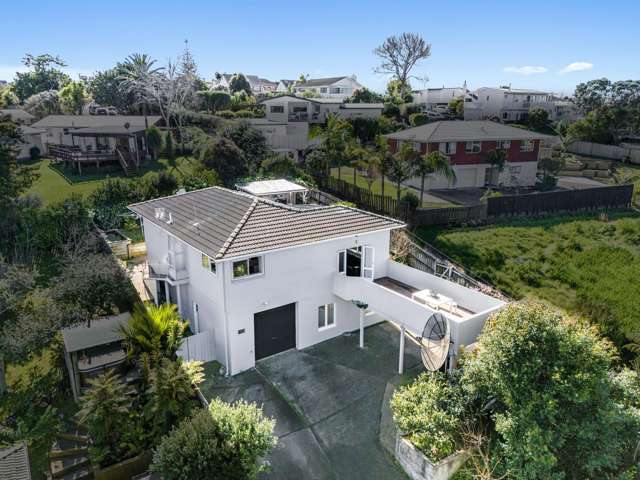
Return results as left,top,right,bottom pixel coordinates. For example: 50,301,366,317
330,87,342,94
466,141,482,153
201,254,216,274
270,105,284,113
496,140,511,150
520,140,535,152
318,303,336,330
439,142,456,155
233,256,262,279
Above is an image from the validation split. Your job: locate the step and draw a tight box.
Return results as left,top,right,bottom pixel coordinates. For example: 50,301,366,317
51,455,91,478
59,467,94,480
57,433,89,445
50,441,89,459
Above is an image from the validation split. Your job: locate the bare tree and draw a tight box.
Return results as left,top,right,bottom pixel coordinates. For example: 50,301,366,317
373,33,431,90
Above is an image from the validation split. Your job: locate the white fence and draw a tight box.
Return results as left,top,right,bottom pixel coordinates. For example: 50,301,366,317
177,330,216,362
567,141,640,164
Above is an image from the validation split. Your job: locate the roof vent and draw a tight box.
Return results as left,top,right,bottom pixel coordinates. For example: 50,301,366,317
166,212,173,225
155,207,166,220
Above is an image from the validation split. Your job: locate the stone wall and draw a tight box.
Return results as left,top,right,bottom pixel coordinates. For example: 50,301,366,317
379,382,469,480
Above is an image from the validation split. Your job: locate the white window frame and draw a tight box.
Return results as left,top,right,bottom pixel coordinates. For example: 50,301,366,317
201,253,216,274
362,245,375,280
496,140,511,150
439,142,456,155
232,256,263,280
466,141,482,154
270,105,284,113
337,250,346,275
520,140,534,152
317,303,336,331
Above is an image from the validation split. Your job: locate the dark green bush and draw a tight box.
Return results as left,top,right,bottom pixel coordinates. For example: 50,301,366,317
409,113,430,127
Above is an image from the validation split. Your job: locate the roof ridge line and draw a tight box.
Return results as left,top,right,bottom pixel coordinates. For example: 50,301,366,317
217,197,260,259
128,186,223,209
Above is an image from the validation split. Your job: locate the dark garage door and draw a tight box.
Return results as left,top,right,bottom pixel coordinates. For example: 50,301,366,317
254,303,296,360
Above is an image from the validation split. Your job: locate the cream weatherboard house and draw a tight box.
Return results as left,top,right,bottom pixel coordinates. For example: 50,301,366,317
129,187,503,375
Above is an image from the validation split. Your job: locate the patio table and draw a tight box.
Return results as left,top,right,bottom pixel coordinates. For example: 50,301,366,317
411,289,457,313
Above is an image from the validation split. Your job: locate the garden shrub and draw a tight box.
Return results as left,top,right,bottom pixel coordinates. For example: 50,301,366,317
216,110,236,119
151,399,276,480
29,146,40,160
391,372,467,462
233,109,255,118
400,191,420,209
462,303,640,479
409,113,429,127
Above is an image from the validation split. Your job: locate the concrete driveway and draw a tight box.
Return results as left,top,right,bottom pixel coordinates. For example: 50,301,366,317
201,322,423,480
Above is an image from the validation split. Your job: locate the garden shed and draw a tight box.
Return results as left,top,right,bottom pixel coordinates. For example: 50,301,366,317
61,312,131,400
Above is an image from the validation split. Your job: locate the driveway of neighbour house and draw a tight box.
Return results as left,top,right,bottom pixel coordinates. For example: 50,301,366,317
200,322,423,480
556,175,606,189
428,187,487,205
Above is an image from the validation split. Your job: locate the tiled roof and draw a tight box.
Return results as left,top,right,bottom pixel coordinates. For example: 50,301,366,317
385,120,554,142
31,115,161,129
129,187,402,260
0,443,31,480
296,76,348,87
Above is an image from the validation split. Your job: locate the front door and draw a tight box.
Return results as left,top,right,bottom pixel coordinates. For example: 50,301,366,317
254,303,296,360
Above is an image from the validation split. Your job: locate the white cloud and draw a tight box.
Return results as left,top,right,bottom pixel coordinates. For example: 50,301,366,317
560,62,593,74
503,66,548,75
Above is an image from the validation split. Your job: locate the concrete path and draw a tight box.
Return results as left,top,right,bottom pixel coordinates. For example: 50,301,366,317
202,322,423,479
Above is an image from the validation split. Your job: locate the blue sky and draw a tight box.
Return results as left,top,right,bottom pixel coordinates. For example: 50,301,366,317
1,0,638,95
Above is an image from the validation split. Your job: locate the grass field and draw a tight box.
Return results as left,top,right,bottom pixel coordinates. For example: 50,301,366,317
25,156,197,205
331,166,452,208
417,211,640,348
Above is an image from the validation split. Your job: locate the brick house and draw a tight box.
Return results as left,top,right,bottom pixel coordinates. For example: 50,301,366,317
385,120,553,189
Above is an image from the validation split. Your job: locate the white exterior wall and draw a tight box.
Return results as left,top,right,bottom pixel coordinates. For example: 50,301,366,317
294,77,363,99
220,230,392,374
465,88,553,121
250,121,309,152
336,107,383,120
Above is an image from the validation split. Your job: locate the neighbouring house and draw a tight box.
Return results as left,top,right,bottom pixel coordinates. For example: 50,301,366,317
412,86,467,112
464,86,554,122
0,442,31,480
245,118,310,159
61,312,131,401
276,79,297,94
293,75,364,99
237,178,309,204
1,109,45,159
211,73,278,95
260,95,383,124
128,187,504,376
31,115,162,175
385,120,554,189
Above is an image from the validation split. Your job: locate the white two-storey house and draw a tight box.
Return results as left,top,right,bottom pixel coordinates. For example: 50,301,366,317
129,187,504,375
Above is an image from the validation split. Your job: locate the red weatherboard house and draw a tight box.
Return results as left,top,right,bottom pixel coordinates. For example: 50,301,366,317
385,120,553,189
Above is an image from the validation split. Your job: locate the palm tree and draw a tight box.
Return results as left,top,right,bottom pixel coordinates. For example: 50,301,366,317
486,149,507,187
387,142,417,203
76,370,133,464
414,151,457,206
147,358,204,436
118,303,189,363
375,135,393,198
118,53,163,115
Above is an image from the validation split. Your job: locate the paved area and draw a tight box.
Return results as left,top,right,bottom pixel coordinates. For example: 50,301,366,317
202,322,423,480
557,175,606,190
428,187,487,205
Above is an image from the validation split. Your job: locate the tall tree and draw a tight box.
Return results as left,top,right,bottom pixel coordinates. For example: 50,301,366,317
374,135,394,199
23,90,61,119
387,142,417,203
413,150,456,205
374,33,431,94
118,53,163,115
12,53,70,102
59,80,87,115
0,115,38,205
324,115,353,181
229,73,252,95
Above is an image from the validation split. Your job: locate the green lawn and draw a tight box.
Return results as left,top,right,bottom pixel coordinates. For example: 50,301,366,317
25,156,197,205
331,167,452,208
416,211,640,350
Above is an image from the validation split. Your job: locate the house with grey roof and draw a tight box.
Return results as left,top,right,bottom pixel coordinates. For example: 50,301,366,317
293,75,364,99
128,186,504,375
385,120,554,189
0,442,31,480
464,86,554,122
31,115,162,175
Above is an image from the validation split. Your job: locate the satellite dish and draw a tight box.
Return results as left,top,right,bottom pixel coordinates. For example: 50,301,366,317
419,312,451,371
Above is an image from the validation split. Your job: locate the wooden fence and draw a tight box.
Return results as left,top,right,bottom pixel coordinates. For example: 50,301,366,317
177,330,216,363
318,176,410,219
318,175,634,227
486,184,634,217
